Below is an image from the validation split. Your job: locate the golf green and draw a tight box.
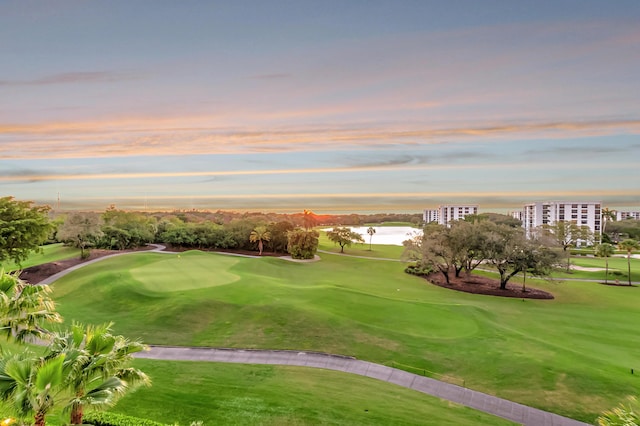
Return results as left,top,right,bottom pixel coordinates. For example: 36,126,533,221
129,251,241,292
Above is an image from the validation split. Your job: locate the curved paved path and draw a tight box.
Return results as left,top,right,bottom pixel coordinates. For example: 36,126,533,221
39,244,167,285
41,245,591,425
136,346,589,426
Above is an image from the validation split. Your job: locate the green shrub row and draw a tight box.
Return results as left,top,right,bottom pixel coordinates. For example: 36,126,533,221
84,412,169,426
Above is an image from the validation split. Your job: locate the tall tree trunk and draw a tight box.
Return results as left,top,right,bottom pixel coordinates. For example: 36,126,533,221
500,277,508,290
258,240,263,256
439,267,450,284
605,258,609,285
628,254,632,286
71,401,84,425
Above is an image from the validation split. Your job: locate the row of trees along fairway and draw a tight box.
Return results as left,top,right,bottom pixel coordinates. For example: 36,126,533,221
52,207,320,259
0,198,149,425
403,219,565,290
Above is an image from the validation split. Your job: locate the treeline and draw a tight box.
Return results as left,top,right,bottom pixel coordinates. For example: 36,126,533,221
117,209,423,227
605,219,640,242
51,207,422,255
53,209,294,255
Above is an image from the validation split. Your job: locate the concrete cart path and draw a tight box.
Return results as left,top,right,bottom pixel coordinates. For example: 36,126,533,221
38,244,168,285
137,346,590,426
37,246,592,424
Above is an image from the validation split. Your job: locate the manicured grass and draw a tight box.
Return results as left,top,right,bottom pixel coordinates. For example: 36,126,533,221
1,243,80,272
51,251,640,423
566,255,640,282
479,255,640,283
0,345,512,425
318,233,405,259
114,359,515,425
129,251,241,292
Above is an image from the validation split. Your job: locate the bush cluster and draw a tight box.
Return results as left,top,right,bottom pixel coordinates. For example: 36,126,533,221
84,412,169,426
404,263,433,277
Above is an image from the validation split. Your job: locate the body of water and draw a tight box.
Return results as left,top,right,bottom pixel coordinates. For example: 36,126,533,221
336,226,422,246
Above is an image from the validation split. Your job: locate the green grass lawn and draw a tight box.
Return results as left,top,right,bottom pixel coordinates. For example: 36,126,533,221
565,255,640,282
0,336,512,426
1,243,80,272
112,359,515,425
318,233,405,259
50,250,640,423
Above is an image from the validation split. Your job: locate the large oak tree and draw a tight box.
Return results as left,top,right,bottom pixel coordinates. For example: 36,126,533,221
0,197,53,267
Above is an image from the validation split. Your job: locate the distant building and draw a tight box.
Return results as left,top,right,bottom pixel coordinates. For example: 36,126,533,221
423,205,478,226
510,210,523,222
616,210,640,221
523,201,602,243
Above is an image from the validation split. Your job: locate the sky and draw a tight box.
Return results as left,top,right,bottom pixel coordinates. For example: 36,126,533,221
1,1,639,214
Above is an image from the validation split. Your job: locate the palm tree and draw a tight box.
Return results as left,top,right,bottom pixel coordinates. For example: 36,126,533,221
302,210,317,230
594,243,616,284
47,322,150,425
618,239,639,286
0,350,66,426
367,227,376,251
601,208,616,239
0,270,62,344
249,226,271,256
597,396,640,425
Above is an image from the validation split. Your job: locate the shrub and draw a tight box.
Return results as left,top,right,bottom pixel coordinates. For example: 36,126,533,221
405,263,432,277
287,229,319,259
80,249,92,260
84,412,168,426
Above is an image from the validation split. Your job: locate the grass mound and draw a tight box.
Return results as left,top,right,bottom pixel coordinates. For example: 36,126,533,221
129,251,241,292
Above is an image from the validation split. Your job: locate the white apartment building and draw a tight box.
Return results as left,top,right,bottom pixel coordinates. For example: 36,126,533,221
510,210,523,222
523,201,602,242
423,205,478,226
616,210,640,221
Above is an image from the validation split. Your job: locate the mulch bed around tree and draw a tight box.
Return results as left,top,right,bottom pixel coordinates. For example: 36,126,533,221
423,272,555,299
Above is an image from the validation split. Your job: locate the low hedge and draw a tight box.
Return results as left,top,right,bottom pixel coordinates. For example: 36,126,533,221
84,412,169,426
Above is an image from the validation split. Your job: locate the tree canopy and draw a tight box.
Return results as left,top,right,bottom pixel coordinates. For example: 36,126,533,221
404,221,563,290
249,226,271,255
0,197,53,267
326,227,365,253
287,229,319,259
57,212,104,259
